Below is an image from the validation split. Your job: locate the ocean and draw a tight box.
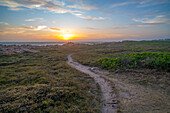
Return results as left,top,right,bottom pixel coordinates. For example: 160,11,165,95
0,42,66,46
0,42,104,46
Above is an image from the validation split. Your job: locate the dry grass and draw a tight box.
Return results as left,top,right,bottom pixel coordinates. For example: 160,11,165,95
0,46,102,112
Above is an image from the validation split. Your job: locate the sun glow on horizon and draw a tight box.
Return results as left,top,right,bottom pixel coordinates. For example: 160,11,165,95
60,34,74,40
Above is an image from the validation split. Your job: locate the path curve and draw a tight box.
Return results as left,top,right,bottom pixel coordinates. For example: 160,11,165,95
67,54,118,113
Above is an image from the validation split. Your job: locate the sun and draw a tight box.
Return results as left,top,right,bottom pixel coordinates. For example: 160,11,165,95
60,34,74,40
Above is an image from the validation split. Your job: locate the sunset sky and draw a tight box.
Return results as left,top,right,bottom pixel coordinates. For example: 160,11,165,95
0,0,170,42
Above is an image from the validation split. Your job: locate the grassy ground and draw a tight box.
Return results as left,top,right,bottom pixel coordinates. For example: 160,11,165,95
73,41,170,66
0,40,169,112
0,46,102,112
72,41,170,90
72,40,170,112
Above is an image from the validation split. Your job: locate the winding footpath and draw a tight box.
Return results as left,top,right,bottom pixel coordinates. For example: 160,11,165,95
67,54,118,113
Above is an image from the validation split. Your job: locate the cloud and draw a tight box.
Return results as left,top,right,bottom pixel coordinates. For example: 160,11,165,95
82,27,97,30
0,21,9,25
73,14,106,21
34,26,47,30
73,13,82,16
133,15,170,24
25,19,36,22
111,0,170,8
22,25,47,31
71,11,107,21
82,16,106,21
3,25,47,31
1,26,73,35
67,4,98,10
48,28,61,32
112,22,168,29
137,0,170,7
8,7,24,11
111,24,150,29
136,23,160,27
48,28,73,34
25,18,44,22
0,0,73,13
0,25,48,34
111,1,137,8
0,30,25,34
0,26,25,34
0,0,103,21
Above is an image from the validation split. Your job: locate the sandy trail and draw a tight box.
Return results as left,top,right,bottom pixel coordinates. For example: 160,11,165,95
89,63,170,113
67,54,118,113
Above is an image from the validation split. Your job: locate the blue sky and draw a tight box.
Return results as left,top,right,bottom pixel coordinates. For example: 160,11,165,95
0,0,170,41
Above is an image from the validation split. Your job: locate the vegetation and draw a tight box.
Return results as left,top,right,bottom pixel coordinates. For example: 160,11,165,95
122,40,170,45
0,47,101,112
72,40,170,92
0,40,170,112
93,52,170,71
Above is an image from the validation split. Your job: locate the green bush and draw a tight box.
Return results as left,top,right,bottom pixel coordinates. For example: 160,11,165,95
93,52,170,71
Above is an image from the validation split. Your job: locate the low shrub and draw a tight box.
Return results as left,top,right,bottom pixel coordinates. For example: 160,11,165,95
93,52,170,71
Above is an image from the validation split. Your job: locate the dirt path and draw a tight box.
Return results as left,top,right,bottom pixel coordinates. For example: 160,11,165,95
67,54,170,113
67,54,118,113
90,65,170,113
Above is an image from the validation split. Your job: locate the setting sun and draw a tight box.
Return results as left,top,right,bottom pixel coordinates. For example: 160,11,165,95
60,34,74,40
